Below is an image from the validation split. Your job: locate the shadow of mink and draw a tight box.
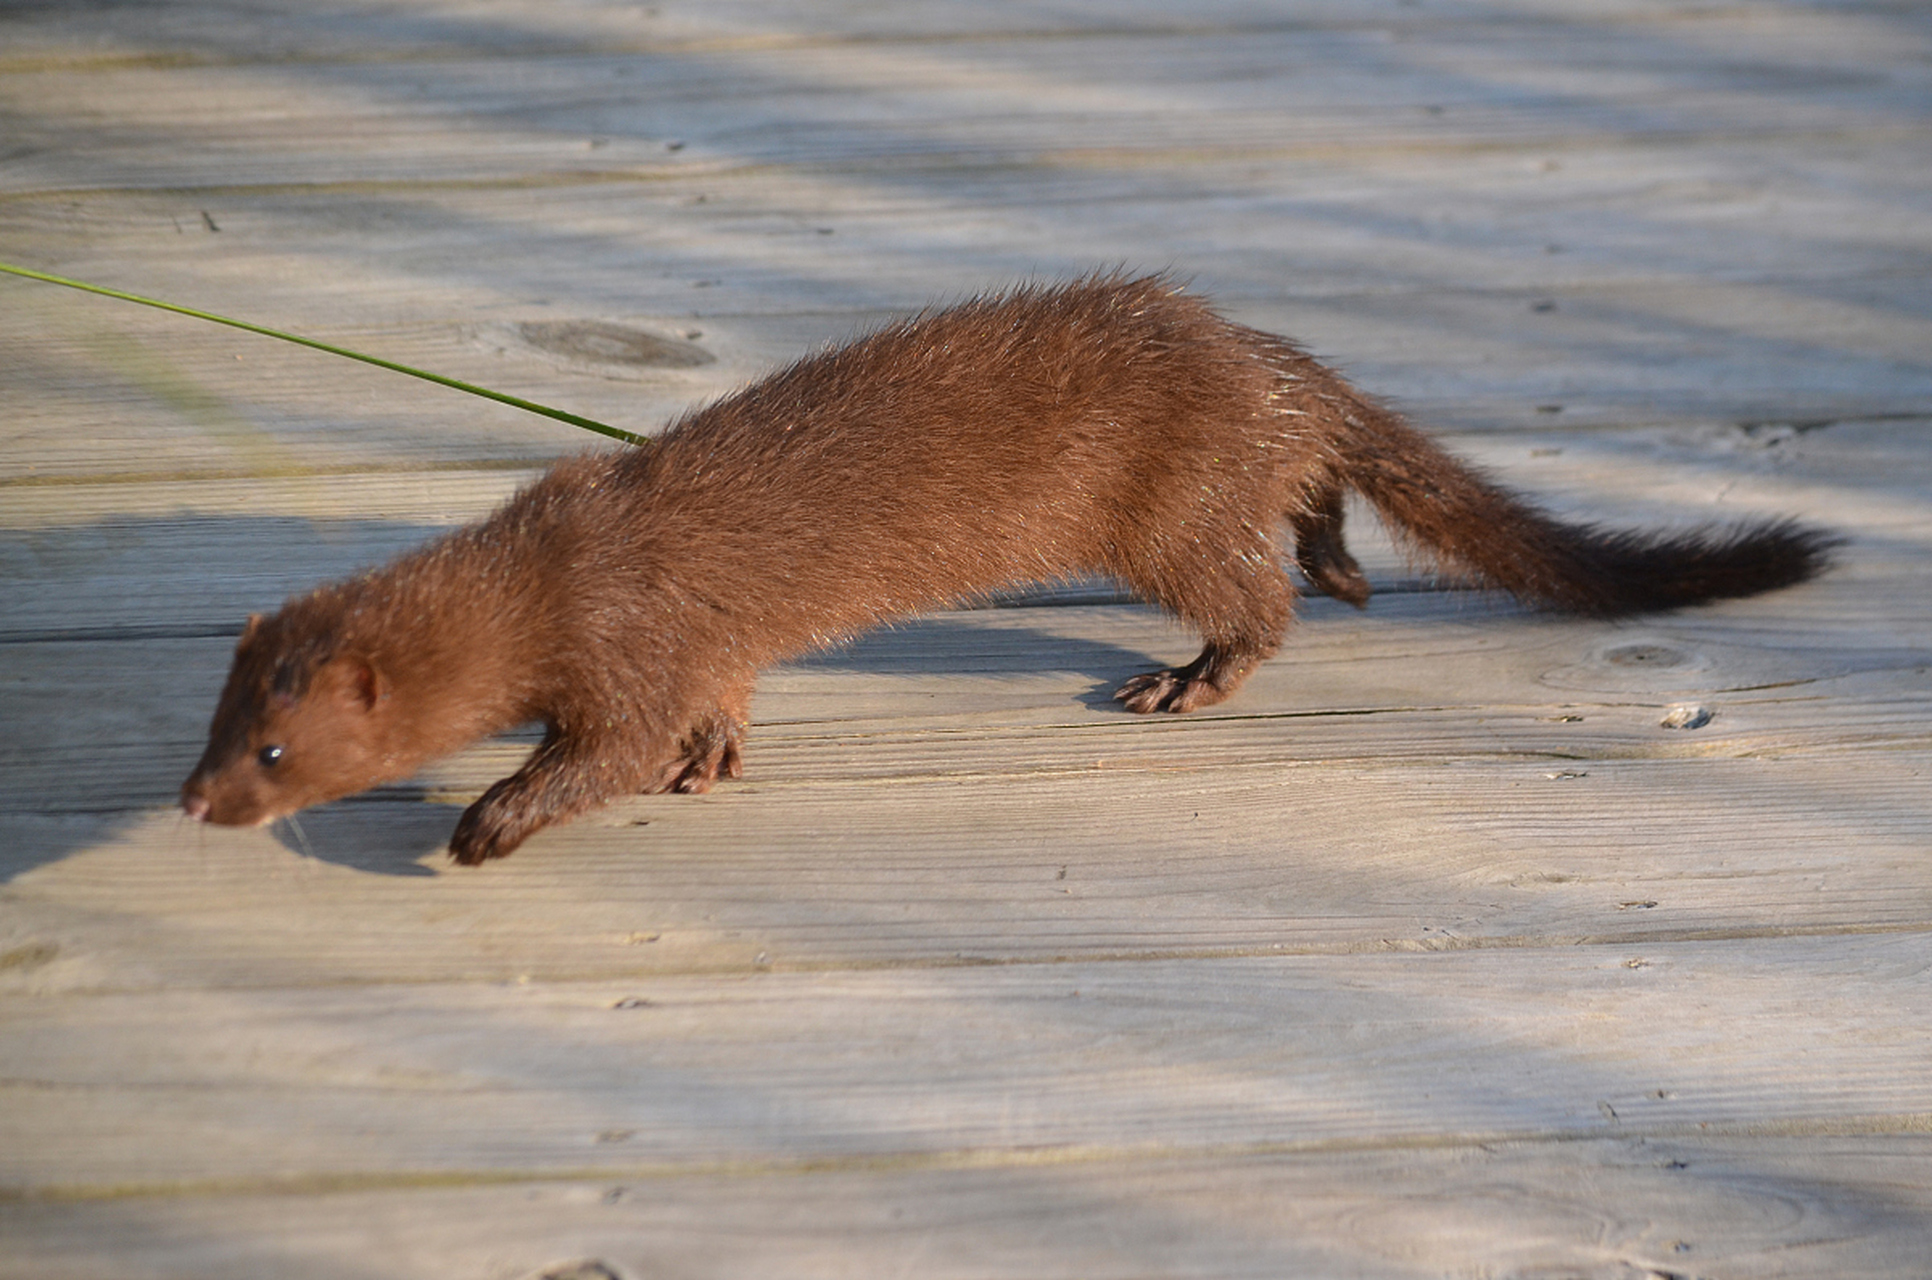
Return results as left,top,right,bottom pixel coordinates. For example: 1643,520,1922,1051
181,275,1836,863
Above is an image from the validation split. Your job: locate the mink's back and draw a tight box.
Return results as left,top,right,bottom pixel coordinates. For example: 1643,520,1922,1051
566,275,1317,664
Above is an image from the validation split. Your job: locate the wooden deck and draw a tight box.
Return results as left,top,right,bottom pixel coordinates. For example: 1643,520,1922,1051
3,1,1929,1275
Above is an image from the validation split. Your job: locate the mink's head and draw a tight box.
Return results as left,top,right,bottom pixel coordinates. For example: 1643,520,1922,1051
180,608,398,827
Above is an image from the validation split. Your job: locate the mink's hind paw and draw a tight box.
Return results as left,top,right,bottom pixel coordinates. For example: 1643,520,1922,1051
1114,642,1262,714
1303,554,1371,609
1114,668,1224,714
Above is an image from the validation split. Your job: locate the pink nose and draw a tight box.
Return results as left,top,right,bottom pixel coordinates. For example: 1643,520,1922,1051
181,791,211,822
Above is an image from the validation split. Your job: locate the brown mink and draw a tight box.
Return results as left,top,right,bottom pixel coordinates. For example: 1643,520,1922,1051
180,274,1835,863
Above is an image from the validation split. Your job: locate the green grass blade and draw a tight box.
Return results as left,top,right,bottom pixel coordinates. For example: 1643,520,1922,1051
0,260,647,446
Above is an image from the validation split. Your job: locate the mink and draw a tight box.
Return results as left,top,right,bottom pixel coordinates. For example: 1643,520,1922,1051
180,275,1836,863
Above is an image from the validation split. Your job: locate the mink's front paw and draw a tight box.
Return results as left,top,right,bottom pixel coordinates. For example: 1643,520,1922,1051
447,785,533,865
648,711,745,796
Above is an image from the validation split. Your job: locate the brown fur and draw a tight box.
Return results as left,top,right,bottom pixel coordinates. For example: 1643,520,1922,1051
180,275,1836,862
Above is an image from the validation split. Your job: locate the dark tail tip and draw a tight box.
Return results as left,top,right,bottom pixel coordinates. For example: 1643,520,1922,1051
1551,517,1841,617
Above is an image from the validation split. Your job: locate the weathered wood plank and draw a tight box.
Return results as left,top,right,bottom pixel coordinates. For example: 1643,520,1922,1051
5,534,1923,812
6,742,1928,987
2,937,1928,1192
8,603,1927,807
6,150,1928,480
4,1137,1928,1280
6,4,1926,187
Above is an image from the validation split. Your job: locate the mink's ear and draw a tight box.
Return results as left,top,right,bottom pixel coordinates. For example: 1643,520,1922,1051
321,654,387,712
349,656,387,712
237,613,265,650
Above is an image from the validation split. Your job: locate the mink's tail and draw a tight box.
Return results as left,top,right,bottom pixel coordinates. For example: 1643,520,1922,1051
1327,401,1838,617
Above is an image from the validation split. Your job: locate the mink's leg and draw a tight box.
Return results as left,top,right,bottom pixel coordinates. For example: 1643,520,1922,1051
449,726,656,864
1106,491,1300,713
1112,562,1295,714
648,694,748,796
1291,484,1371,608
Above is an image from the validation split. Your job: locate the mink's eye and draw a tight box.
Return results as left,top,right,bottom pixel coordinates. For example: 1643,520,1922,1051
258,744,286,768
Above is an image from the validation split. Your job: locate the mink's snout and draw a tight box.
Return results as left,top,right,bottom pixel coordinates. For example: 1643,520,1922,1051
179,773,264,826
